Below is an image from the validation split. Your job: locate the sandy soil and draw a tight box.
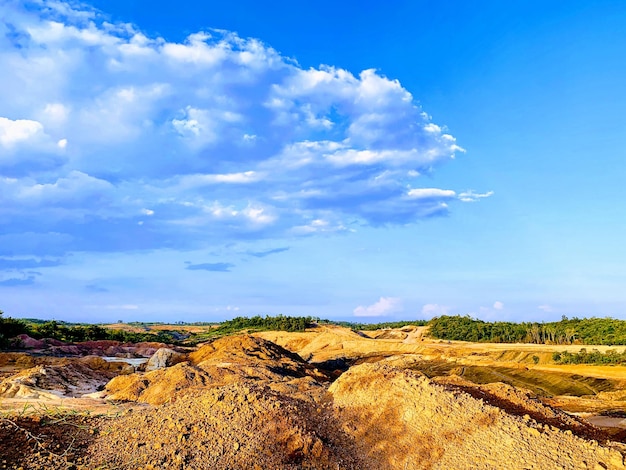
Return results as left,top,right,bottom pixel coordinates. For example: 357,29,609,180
2,326,626,469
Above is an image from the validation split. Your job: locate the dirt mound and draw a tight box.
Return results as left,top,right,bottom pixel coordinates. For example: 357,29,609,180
105,335,329,405
88,383,366,470
433,375,607,441
255,326,370,360
329,362,626,469
105,362,211,405
0,357,127,399
189,334,304,364
190,335,327,382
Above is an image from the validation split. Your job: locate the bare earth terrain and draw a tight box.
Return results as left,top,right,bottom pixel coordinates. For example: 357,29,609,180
2,325,626,469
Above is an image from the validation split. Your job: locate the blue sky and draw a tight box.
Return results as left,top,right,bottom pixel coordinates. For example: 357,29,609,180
1,0,625,323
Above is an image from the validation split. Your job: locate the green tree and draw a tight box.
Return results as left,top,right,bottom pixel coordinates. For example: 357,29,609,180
0,310,31,349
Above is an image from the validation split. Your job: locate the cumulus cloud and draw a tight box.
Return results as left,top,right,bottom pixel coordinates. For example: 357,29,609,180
353,297,403,317
493,301,504,310
0,117,46,148
0,0,488,259
0,116,67,174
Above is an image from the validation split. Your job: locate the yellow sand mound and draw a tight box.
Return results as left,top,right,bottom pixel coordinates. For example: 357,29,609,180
329,362,626,470
88,383,366,470
105,335,329,405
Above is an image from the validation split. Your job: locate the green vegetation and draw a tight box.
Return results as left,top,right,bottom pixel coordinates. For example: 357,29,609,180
26,321,180,344
6,308,626,349
553,348,626,365
428,315,529,343
17,318,83,326
360,319,428,330
428,315,626,345
0,311,182,348
329,320,428,331
0,310,31,348
2,312,320,349
187,315,314,344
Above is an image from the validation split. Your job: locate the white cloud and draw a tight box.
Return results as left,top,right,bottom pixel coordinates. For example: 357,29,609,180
353,297,403,317
458,190,495,202
162,32,230,65
493,301,504,310
407,188,457,199
177,171,262,188
242,204,276,226
0,117,46,149
421,303,450,317
170,201,277,232
41,103,69,126
13,171,113,204
171,106,242,146
538,304,554,312
326,148,437,167
291,218,348,235
0,0,488,257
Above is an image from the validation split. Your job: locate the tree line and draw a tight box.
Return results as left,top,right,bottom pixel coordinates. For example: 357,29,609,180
5,310,626,349
188,315,314,344
0,311,180,348
428,315,626,345
553,349,626,365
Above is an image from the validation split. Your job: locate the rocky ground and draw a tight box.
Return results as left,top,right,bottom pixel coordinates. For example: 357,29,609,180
2,326,626,469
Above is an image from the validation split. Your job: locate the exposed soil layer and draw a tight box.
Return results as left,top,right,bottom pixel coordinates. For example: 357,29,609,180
0,357,129,400
433,375,610,441
3,328,626,469
256,326,626,416
407,358,620,396
329,362,626,470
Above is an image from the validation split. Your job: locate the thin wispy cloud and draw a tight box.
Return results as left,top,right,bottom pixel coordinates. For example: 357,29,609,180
0,0,485,261
246,247,290,258
186,262,235,272
458,190,495,202
0,257,63,270
0,275,38,286
85,284,110,293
